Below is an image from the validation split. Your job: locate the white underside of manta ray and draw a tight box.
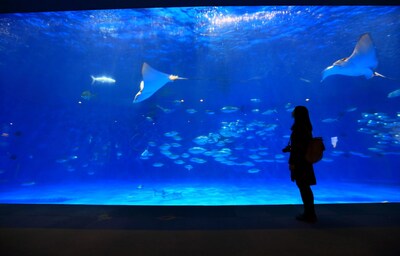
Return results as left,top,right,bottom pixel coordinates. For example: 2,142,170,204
321,33,386,82
133,63,187,103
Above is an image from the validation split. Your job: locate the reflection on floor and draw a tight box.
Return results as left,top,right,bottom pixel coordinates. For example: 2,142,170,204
0,179,399,205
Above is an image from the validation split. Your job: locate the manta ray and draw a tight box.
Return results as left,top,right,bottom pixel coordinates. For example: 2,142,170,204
321,33,386,81
133,63,187,103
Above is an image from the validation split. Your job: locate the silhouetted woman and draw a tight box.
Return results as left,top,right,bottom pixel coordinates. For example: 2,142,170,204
288,106,317,223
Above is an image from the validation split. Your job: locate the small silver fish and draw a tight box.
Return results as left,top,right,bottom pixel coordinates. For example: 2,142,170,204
91,75,116,85
186,109,197,114
388,89,400,98
221,106,239,113
322,118,338,123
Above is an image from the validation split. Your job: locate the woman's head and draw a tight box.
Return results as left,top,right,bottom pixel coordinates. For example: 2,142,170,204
291,106,312,131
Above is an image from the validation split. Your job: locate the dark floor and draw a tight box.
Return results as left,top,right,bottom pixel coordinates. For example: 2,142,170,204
1,203,400,256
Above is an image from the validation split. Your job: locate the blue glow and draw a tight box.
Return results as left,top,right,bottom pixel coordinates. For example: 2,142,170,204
0,6,399,205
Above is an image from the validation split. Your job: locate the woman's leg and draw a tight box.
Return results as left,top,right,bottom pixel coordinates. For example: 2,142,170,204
297,182,316,217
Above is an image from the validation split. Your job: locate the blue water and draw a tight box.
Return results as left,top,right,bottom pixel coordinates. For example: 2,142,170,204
0,6,399,205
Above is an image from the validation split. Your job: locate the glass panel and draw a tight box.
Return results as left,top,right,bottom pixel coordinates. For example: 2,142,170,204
0,6,399,205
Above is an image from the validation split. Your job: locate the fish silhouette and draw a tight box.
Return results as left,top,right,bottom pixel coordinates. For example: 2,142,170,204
133,63,187,103
321,33,386,81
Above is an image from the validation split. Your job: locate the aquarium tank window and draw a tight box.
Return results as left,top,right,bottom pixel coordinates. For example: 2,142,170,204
0,6,399,205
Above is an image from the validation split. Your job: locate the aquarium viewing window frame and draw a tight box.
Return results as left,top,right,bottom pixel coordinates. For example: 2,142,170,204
0,0,399,207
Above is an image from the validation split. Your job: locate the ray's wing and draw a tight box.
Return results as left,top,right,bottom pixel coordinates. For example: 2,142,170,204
133,63,172,103
347,33,378,69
